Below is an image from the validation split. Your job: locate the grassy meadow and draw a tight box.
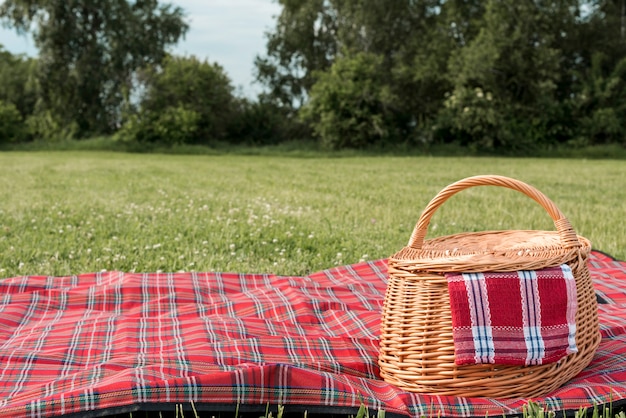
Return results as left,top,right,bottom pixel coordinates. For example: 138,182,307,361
1,151,624,279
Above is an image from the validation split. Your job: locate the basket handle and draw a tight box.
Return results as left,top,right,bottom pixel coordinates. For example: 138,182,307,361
407,175,582,250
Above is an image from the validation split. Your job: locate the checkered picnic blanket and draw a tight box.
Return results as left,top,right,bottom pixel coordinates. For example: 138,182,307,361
1,251,625,418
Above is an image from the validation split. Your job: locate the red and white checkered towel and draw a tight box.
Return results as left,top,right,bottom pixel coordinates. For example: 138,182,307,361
445,265,578,366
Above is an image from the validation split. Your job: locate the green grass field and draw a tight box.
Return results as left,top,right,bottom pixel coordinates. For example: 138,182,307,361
1,151,624,279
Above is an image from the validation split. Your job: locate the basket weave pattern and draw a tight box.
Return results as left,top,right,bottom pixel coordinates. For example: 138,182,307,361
378,176,601,398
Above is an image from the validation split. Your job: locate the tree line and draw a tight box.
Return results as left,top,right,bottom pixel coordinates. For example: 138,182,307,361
1,0,625,152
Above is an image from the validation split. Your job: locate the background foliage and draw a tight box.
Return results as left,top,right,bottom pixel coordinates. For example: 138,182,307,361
0,0,625,151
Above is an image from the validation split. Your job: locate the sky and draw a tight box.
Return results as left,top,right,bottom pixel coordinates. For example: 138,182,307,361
0,0,282,97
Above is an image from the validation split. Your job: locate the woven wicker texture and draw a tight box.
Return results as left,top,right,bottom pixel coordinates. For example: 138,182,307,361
378,175,601,398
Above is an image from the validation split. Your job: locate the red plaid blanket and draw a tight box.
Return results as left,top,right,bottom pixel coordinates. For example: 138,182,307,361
446,266,578,366
0,251,625,418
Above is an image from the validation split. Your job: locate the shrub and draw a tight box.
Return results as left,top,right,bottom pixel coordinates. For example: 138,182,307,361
573,55,626,146
227,98,295,145
25,109,79,142
115,106,200,145
300,52,399,149
0,100,26,143
137,55,234,143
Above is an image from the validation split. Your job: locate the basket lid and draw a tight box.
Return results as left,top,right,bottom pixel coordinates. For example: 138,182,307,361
391,229,591,273
393,176,592,273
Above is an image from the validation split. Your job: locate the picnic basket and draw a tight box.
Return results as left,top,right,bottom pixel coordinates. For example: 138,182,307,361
378,175,601,398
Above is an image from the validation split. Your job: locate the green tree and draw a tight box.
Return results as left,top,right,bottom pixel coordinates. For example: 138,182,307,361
439,0,579,150
0,45,37,121
567,0,626,145
118,55,235,144
227,96,293,145
0,99,26,143
335,0,453,141
255,0,338,110
258,1,484,143
582,0,626,62
573,53,626,145
260,0,626,149
0,0,188,138
300,52,399,148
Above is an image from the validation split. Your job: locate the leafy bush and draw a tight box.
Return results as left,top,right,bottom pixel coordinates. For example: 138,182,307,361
436,86,555,153
573,55,626,146
433,0,573,152
438,86,499,149
228,98,301,145
115,106,200,145
0,100,26,143
25,109,79,142
0,47,37,121
137,55,234,143
300,52,399,149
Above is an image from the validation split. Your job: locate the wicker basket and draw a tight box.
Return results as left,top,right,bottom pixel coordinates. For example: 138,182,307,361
378,175,600,398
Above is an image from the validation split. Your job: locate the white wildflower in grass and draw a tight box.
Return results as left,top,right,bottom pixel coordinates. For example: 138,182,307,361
0,153,623,277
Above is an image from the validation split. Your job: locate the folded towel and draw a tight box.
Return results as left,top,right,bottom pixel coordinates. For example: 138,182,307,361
445,265,578,366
